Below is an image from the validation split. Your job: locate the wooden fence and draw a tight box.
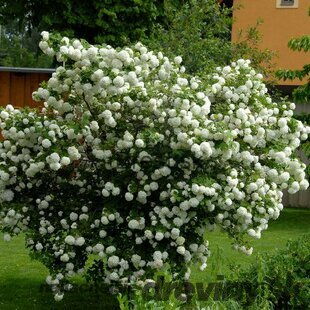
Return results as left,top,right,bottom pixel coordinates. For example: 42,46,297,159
0,67,308,207
0,67,54,108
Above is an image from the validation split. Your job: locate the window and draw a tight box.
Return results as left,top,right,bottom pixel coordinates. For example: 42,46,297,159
276,0,299,8
281,0,295,6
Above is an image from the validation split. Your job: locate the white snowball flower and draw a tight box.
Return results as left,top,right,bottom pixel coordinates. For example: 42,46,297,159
35,243,43,251
106,246,116,254
128,219,139,230
76,237,85,246
41,31,49,41
42,139,52,148
67,146,81,160
171,228,180,239
108,255,120,267
3,234,11,242
125,192,134,201
54,292,64,302
135,139,145,148
155,232,164,241
177,246,186,255
174,56,182,64
61,157,71,166
60,254,70,262
70,212,78,221
113,76,125,87
65,235,75,245
0,111,9,119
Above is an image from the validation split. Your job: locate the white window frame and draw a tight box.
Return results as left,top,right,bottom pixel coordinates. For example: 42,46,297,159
276,0,299,8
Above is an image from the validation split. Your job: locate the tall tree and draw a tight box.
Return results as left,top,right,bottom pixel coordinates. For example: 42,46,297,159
0,23,53,67
0,0,185,47
276,34,310,103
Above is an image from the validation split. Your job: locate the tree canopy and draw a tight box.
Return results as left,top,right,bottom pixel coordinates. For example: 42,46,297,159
276,34,310,103
0,0,185,47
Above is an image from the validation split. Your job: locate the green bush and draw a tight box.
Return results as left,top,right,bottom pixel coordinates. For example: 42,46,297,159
224,234,310,309
116,234,310,309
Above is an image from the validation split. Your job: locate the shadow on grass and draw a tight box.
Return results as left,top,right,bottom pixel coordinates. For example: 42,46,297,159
0,278,120,310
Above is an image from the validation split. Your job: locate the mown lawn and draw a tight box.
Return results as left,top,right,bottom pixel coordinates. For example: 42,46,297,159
0,207,309,310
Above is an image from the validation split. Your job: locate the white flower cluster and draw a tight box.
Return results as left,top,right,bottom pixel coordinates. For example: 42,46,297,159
0,32,308,301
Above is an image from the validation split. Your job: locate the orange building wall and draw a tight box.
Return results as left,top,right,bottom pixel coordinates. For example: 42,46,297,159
232,0,310,85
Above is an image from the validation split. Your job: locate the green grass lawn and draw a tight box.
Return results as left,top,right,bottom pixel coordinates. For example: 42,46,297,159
191,207,310,283
0,207,309,310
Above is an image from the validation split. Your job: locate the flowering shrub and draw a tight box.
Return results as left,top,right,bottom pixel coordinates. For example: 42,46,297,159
0,32,309,301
